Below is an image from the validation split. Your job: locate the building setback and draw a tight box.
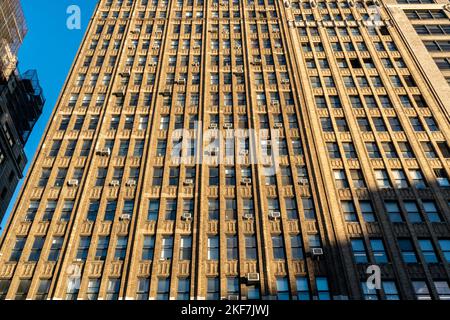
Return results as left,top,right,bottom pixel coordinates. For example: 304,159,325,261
0,0,449,301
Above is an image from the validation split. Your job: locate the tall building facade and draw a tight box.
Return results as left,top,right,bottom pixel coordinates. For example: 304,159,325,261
0,0,44,222
0,0,449,301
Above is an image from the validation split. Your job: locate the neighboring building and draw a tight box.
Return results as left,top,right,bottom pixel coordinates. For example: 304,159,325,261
0,0,44,223
0,0,27,80
0,70,44,222
0,0,450,301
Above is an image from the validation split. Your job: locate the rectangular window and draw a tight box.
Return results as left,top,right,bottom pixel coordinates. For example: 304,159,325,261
207,236,219,260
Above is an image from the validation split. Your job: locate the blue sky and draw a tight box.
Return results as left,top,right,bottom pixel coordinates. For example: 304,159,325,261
1,0,97,230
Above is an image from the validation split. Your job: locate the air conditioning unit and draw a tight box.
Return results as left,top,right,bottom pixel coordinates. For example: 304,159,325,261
247,273,260,283
126,179,137,187
182,213,192,221
244,213,254,220
311,248,324,258
240,150,249,156
110,180,120,187
67,179,79,187
269,211,281,219
281,79,290,84
298,178,309,185
149,61,157,67
113,90,125,97
274,122,283,128
227,295,240,300
120,69,131,77
241,178,252,185
75,258,84,262
120,214,132,221
271,100,280,107
184,179,194,185
209,123,218,129
177,78,186,85
96,148,111,157
253,58,262,65
224,123,233,129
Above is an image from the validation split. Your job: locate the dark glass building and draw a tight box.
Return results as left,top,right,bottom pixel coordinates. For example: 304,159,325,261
0,70,44,222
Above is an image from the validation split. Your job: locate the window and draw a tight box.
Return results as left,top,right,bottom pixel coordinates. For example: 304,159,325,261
95,236,109,260
142,236,155,260
28,237,45,262
207,236,219,260
114,237,128,261
60,201,74,222
104,200,116,221
0,280,10,300
152,167,163,186
36,280,51,300
409,170,426,189
302,198,316,220
106,279,120,300
9,237,26,262
375,170,391,189
208,199,219,221
404,201,422,223
342,201,357,222
351,239,368,263
334,170,349,189
291,235,304,260
285,198,298,220
177,279,190,300
361,282,378,300
316,277,331,300
434,281,450,300
412,281,431,300
276,278,290,300
224,278,239,298
147,200,159,221
15,280,31,300
383,281,400,300
296,277,310,300
438,239,450,262
423,201,442,222
87,201,99,221
370,239,388,264
351,170,366,188
161,236,174,260
206,278,220,300
418,239,438,263
360,201,376,222
398,239,418,264
227,236,238,260
392,170,408,189
225,198,237,220
385,201,403,222
180,236,192,261
48,237,64,262
245,236,257,260
65,277,80,300
272,235,286,260
209,167,219,186
136,278,149,300
76,236,91,261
